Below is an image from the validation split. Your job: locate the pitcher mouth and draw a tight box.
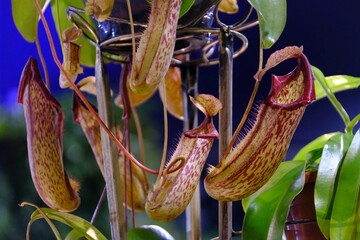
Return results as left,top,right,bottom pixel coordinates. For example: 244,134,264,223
265,53,316,110
204,46,316,201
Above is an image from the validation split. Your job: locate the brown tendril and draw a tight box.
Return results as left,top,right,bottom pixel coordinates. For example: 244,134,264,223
224,46,263,157
35,37,50,90
33,0,159,175
157,75,170,181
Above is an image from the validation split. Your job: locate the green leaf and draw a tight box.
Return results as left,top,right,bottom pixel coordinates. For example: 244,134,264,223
242,161,305,240
313,67,360,100
22,202,62,240
12,0,49,42
304,148,323,172
293,132,339,161
347,113,360,133
312,66,351,127
50,0,96,67
65,229,86,240
247,0,287,48
314,133,352,238
180,0,195,18
330,130,360,239
23,203,107,240
127,225,175,240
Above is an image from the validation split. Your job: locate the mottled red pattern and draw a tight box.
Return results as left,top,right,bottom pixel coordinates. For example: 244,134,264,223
18,58,80,212
146,95,220,221
146,119,217,221
130,0,182,94
205,47,316,201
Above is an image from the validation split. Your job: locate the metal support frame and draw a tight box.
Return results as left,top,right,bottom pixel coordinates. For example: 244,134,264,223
181,63,201,240
218,27,234,240
95,47,126,239
67,3,257,239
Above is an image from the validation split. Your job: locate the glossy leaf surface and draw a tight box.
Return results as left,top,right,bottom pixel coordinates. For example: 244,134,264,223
12,0,48,42
293,132,339,161
330,130,360,239
127,225,175,240
65,229,87,240
303,148,323,172
315,132,352,238
180,0,195,17
247,0,286,48
242,161,305,240
313,66,360,100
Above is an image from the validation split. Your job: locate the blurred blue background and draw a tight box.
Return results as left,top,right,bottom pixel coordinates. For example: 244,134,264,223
1,1,360,140
1,0,360,239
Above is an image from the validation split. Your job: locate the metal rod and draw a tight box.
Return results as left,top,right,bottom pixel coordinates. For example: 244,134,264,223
182,63,201,240
218,27,234,240
95,47,126,239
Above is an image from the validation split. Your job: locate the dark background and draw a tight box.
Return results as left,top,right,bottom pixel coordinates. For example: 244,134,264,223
2,1,360,143
1,1,360,239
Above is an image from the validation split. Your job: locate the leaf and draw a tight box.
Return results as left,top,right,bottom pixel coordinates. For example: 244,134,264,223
65,229,85,240
304,148,323,172
22,203,107,240
21,202,62,240
242,161,305,240
293,132,339,161
247,0,287,48
180,0,195,18
51,0,96,67
315,132,352,238
12,0,49,42
330,130,360,239
312,66,360,100
127,225,175,240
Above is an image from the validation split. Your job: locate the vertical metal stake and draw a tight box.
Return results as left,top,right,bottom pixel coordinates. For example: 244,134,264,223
183,64,201,240
218,27,234,240
95,46,126,239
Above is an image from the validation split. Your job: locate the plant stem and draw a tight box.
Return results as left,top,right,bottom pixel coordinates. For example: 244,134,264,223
218,27,233,240
91,186,107,224
313,67,350,128
34,37,50,90
346,113,360,133
157,77,169,181
95,47,126,239
225,81,259,156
